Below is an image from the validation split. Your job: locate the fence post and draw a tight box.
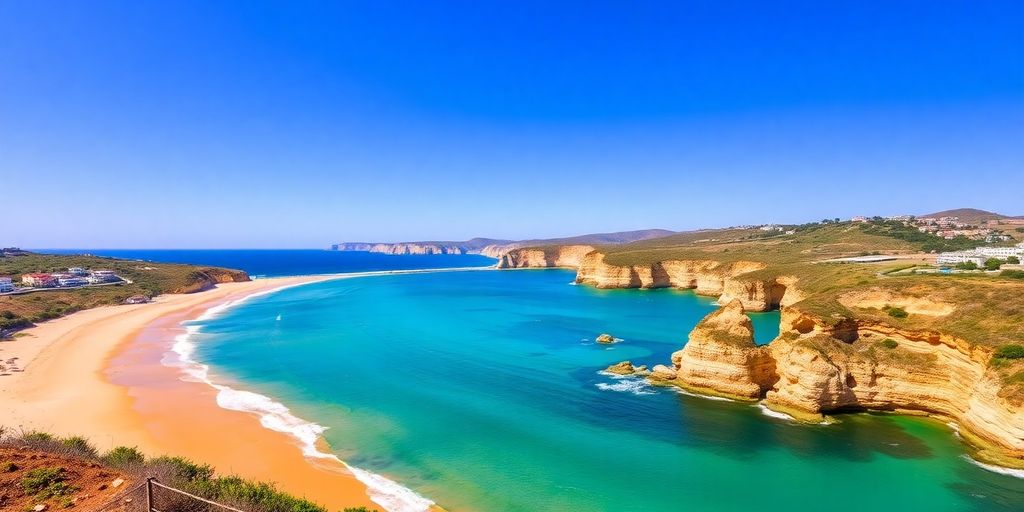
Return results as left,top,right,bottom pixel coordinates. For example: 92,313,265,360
146,477,154,511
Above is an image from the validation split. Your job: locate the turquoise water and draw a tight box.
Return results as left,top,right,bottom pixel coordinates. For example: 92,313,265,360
191,269,1024,511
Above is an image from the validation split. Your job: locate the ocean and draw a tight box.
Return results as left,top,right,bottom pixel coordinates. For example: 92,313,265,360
45,250,1024,510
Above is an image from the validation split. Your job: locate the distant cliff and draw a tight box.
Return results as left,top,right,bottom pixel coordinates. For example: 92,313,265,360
332,229,675,258
331,238,510,255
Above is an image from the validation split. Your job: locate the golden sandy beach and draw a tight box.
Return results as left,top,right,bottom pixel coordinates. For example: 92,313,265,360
0,277,380,510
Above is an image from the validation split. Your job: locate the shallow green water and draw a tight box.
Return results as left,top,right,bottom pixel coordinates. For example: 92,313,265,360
191,269,1024,511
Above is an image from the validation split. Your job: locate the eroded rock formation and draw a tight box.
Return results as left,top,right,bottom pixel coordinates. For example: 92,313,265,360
662,300,775,400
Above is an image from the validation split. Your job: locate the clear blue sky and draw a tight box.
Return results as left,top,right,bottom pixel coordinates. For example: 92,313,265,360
2,1,1022,248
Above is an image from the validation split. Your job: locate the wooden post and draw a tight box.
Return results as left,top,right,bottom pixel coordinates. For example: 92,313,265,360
146,477,154,511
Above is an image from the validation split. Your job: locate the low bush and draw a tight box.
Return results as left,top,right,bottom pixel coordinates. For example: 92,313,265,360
879,338,899,349
102,446,145,467
22,467,76,499
1001,270,1024,280
994,344,1024,360
886,307,908,319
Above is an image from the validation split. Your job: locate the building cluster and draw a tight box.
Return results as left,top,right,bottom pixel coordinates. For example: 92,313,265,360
851,214,1015,242
936,243,1024,267
2,268,122,293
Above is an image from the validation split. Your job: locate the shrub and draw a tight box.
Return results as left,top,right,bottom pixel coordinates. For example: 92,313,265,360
1008,256,1021,264
102,446,145,467
2,461,17,472
984,258,1005,271
886,307,908,319
22,467,76,498
994,345,1024,360
60,436,98,458
1002,270,1024,280
955,261,978,271
879,338,899,349
148,455,214,483
20,431,55,444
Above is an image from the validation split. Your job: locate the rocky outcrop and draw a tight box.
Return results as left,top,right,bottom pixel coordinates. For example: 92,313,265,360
659,300,775,400
655,301,1024,467
496,245,596,269
604,361,648,375
173,268,250,294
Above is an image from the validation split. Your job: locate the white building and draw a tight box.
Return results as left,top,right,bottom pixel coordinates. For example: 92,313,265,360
57,276,89,287
88,270,119,283
974,246,1024,259
0,277,14,293
936,252,986,267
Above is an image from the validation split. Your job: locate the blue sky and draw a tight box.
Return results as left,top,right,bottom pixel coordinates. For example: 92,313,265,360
2,1,1022,248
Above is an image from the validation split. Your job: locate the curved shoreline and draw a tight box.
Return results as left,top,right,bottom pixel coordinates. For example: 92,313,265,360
165,270,477,511
0,268,491,511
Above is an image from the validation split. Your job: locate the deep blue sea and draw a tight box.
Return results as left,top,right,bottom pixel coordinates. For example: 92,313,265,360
37,249,495,277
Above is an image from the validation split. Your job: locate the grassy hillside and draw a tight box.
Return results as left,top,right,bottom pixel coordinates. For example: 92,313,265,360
0,252,248,332
0,429,376,512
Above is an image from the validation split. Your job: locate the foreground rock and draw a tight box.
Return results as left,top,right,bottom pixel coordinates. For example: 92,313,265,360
665,300,775,400
604,361,648,375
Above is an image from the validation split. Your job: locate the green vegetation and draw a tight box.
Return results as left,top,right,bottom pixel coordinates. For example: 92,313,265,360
955,261,979,271
22,467,76,500
1002,270,1024,280
994,345,1024,360
859,219,978,252
984,258,1005,271
1008,256,1021,264
0,251,247,335
1,430,380,512
879,338,899,349
886,306,909,318
102,445,145,467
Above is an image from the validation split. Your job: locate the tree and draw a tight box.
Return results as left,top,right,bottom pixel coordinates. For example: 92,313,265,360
1007,256,1020,265
955,261,978,271
984,258,1004,271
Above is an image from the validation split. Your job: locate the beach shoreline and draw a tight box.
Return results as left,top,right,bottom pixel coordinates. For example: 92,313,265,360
0,275,406,511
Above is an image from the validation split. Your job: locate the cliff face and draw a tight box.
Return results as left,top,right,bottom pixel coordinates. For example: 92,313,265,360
500,248,797,312
763,310,1024,460
172,268,251,294
660,302,1023,465
660,300,775,399
496,245,596,269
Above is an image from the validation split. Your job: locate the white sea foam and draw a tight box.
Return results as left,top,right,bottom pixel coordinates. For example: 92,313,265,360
595,378,654,395
166,277,439,512
965,456,1024,479
756,403,796,421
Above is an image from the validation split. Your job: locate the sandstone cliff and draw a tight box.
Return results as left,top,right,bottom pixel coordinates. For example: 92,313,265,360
656,300,775,400
500,247,799,312
496,245,596,269
658,302,1024,467
172,268,251,294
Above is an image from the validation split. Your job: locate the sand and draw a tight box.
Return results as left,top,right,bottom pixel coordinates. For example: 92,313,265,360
0,277,381,510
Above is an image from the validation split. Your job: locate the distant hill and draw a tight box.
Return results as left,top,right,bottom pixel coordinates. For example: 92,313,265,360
330,229,676,257
919,208,1023,224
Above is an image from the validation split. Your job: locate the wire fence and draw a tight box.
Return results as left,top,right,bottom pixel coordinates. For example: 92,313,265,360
96,478,249,512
